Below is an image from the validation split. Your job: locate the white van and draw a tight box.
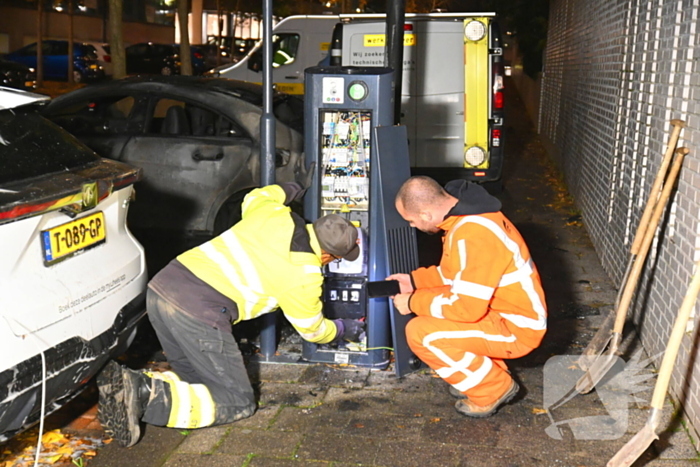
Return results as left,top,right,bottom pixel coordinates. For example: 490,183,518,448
212,15,338,96
212,13,505,183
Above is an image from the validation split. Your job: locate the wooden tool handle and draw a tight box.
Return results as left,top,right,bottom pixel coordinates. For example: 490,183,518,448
630,120,686,255
651,256,700,409
614,148,688,333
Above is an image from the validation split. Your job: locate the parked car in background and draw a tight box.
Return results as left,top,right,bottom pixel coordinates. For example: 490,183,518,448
41,76,305,239
173,44,207,75
0,58,35,90
125,43,206,76
4,40,104,83
125,42,179,76
0,86,147,442
86,41,112,76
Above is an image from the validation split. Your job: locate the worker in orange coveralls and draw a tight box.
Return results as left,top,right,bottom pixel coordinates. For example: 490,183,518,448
388,176,547,417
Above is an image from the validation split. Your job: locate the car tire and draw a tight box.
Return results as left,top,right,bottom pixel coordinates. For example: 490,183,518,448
161,66,173,76
213,190,254,236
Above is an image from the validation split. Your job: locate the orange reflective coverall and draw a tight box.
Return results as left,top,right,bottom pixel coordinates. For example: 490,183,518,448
406,181,547,406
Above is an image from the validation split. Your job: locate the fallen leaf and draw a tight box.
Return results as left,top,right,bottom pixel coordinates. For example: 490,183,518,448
355,424,364,428
430,418,441,423
532,408,548,414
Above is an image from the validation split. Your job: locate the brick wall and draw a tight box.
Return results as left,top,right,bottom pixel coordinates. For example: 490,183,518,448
540,0,700,444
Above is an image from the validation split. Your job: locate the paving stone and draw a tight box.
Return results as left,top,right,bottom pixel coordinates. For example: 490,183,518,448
175,426,229,454
246,457,329,467
456,448,546,467
298,365,371,388
235,404,281,429
216,429,303,457
364,368,441,392
655,429,700,460
89,425,186,467
295,433,381,464
271,405,352,434
420,416,500,447
247,361,308,384
260,382,327,408
373,439,464,467
162,453,248,467
340,412,426,440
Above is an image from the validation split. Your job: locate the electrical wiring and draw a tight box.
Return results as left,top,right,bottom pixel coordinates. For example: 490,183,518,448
320,110,370,213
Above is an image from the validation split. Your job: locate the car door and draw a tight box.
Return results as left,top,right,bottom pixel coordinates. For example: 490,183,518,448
45,41,68,80
44,94,147,161
119,96,255,233
126,44,149,74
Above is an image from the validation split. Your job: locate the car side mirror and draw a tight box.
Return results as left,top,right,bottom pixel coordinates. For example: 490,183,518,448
248,50,262,72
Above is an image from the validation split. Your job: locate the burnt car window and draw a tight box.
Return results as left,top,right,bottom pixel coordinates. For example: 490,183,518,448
273,95,304,134
0,109,98,185
150,98,245,138
46,96,138,136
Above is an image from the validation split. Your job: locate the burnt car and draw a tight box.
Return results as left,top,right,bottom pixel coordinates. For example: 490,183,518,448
41,76,305,238
0,87,147,441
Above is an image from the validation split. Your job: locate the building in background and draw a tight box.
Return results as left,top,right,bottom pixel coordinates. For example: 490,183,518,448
0,0,176,54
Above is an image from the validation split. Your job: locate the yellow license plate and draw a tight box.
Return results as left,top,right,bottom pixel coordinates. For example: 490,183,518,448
42,212,106,265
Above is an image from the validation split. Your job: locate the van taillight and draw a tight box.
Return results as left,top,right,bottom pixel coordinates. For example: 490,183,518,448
104,55,111,63
494,91,503,109
492,128,501,147
194,52,203,59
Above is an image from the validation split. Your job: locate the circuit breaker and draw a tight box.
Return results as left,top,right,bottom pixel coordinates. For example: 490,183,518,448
302,66,420,375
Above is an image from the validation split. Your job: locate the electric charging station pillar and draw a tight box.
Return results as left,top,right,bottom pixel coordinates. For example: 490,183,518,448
302,66,421,375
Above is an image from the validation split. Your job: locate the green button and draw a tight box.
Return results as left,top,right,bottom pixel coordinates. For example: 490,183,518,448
348,82,367,101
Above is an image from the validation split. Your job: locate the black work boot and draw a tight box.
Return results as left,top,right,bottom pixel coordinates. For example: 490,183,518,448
97,360,152,447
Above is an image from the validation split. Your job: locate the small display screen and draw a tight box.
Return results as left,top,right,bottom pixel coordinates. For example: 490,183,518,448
366,280,401,298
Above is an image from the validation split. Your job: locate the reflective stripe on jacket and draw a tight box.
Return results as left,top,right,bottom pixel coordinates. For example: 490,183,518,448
409,211,547,349
177,185,338,344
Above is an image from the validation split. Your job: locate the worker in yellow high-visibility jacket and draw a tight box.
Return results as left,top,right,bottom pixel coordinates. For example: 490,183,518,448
97,182,364,447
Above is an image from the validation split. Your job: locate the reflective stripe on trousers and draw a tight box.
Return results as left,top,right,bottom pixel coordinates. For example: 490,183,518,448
144,288,256,428
405,314,534,406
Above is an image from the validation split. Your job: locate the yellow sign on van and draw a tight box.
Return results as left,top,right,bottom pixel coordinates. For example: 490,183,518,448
320,42,330,51
363,34,415,47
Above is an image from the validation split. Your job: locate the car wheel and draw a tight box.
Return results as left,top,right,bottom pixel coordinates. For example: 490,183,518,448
161,66,173,76
213,190,253,236
73,70,83,83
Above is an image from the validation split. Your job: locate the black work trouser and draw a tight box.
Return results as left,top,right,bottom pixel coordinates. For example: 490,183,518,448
143,287,256,427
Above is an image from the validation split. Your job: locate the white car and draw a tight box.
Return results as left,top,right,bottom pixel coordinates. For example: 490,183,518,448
0,87,147,441
86,42,113,76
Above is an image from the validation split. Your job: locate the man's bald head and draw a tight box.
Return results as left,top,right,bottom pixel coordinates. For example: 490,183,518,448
396,176,451,215
395,176,457,234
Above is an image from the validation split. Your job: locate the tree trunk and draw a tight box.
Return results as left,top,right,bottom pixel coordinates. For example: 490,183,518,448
36,0,43,87
216,0,222,67
108,0,126,79
179,0,192,75
68,0,74,83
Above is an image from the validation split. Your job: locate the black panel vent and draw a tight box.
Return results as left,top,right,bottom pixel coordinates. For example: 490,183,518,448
388,226,419,274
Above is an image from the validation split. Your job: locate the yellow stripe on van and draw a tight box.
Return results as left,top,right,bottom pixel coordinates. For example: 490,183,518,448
252,82,305,95
464,18,489,169
363,34,415,47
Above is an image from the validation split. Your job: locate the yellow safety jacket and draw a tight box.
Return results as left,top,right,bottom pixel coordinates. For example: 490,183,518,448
177,185,338,344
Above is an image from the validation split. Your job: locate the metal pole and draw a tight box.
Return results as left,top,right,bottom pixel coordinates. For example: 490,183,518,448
259,0,277,360
384,0,405,125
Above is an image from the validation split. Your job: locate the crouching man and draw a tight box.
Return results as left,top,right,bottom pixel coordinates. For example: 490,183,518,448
388,176,547,417
97,182,364,447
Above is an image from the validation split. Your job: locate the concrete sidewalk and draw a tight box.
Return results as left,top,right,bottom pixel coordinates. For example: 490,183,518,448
86,81,700,467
